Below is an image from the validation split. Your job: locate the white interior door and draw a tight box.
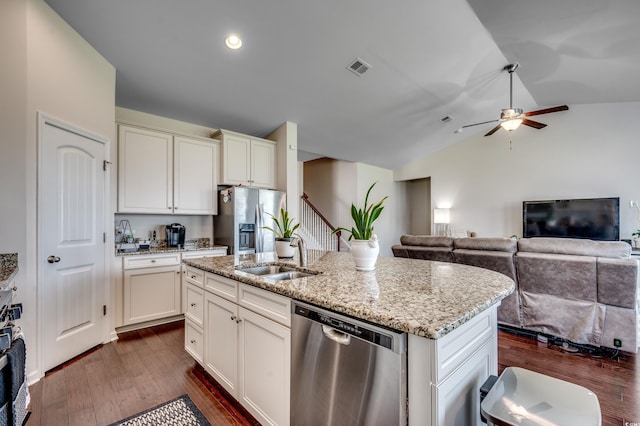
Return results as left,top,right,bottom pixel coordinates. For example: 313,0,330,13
39,115,107,372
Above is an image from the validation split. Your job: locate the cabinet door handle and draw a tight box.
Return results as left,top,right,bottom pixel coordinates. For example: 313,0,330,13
190,303,196,307
190,339,196,344
235,318,242,324
151,259,156,263
230,315,236,321
168,206,171,209
191,275,196,279
175,206,178,210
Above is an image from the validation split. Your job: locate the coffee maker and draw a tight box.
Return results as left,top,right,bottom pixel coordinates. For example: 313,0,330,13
165,223,186,247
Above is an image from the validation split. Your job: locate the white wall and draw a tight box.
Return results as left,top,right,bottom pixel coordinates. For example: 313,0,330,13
303,159,408,256
1,0,116,382
395,102,640,240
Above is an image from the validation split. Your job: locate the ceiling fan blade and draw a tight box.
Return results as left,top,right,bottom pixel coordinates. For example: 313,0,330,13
522,118,547,129
462,119,499,129
524,105,569,117
484,124,502,136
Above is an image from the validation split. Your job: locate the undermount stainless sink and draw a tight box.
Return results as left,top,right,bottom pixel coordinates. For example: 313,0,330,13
236,264,319,280
238,265,298,276
263,271,317,280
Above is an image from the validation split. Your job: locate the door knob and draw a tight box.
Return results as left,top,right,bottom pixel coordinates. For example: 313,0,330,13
47,255,61,264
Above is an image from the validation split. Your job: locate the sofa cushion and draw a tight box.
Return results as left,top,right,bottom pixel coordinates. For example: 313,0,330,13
454,237,517,252
516,252,597,301
406,246,453,263
391,245,409,258
597,257,639,308
399,235,454,248
517,237,631,259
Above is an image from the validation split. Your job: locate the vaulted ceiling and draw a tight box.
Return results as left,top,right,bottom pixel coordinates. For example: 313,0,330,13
44,0,640,169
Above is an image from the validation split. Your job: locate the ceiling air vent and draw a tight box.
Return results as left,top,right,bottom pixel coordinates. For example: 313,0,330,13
347,58,372,76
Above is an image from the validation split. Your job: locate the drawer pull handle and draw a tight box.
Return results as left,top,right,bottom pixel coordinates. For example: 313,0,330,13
190,339,196,344
151,260,156,263
190,303,196,307
230,315,236,321
235,318,242,324
191,275,196,279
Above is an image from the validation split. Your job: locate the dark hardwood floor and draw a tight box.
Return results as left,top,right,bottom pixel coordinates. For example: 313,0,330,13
27,321,638,425
28,321,256,426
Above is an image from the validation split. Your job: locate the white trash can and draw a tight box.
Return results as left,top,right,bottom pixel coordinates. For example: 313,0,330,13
481,367,601,425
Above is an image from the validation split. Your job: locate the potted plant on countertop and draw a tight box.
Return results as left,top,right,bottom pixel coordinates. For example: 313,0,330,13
263,208,300,258
632,229,640,248
334,181,388,271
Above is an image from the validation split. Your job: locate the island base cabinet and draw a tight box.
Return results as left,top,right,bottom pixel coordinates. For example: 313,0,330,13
185,320,204,364
432,340,494,426
203,283,290,426
238,307,290,426
204,292,239,396
408,307,498,426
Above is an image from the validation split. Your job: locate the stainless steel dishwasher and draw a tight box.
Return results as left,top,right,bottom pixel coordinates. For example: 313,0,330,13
291,301,407,425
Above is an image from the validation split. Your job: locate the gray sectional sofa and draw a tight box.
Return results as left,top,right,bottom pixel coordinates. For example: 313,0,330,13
392,235,639,352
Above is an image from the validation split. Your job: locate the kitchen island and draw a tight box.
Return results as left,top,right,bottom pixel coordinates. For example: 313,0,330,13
183,250,514,426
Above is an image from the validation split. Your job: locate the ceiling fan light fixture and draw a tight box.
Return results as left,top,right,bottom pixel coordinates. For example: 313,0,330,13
500,118,523,131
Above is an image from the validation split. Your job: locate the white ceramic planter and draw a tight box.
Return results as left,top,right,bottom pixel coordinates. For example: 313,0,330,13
275,238,296,258
350,236,379,271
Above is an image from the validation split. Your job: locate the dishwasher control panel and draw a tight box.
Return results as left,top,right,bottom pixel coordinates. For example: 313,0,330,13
294,303,400,351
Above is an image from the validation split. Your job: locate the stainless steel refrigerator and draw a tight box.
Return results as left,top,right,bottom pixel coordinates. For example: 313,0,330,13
214,186,287,255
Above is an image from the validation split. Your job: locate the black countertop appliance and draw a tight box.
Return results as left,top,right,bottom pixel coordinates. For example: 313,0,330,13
166,223,186,247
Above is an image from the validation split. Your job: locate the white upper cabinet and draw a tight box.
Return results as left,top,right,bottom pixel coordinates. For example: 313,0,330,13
214,129,276,189
174,136,218,214
118,124,218,214
118,125,173,214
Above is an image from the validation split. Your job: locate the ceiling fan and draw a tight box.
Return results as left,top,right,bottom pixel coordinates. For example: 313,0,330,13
460,63,568,136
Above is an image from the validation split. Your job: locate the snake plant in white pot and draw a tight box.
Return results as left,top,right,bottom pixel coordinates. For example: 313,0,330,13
334,182,388,271
263,208,300,258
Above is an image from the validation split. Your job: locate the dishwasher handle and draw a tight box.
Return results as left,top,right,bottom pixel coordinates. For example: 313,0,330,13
322,325,351,345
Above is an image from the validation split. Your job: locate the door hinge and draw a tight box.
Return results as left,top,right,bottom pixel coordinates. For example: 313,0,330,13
103,305,107,316
103,232,107,243
103,160,112,171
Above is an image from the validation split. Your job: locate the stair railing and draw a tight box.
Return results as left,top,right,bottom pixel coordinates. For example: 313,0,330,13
299,193,342,252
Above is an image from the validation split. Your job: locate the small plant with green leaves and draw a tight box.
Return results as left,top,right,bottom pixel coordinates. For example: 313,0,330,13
633,229,640,239
263,208,300,239
334,182,388,241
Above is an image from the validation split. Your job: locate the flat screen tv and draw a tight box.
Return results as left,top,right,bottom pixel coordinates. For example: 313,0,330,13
522,197,619,241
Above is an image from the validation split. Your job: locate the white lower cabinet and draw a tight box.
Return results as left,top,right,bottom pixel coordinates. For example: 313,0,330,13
238,306,290,426
123,260,182,326
204,291,239,395
190,272,290,426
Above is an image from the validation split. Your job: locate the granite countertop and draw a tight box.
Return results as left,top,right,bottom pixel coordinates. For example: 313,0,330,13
183,250,515,339
116,245,228,257
0,253,19,288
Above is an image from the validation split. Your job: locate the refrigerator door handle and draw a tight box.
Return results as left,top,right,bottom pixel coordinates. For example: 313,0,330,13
256,203,263,252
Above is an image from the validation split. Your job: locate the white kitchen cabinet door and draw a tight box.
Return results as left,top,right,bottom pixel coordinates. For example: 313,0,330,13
118,125,173,213
174,136,218,215
221,132,252,186
204,291,239,397
238,306,290,426
250,138,276,189
217,130,276,188
123,264,181,325
432,340,494,426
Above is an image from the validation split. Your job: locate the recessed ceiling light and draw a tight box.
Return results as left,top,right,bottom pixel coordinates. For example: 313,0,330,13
225,34,242,50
